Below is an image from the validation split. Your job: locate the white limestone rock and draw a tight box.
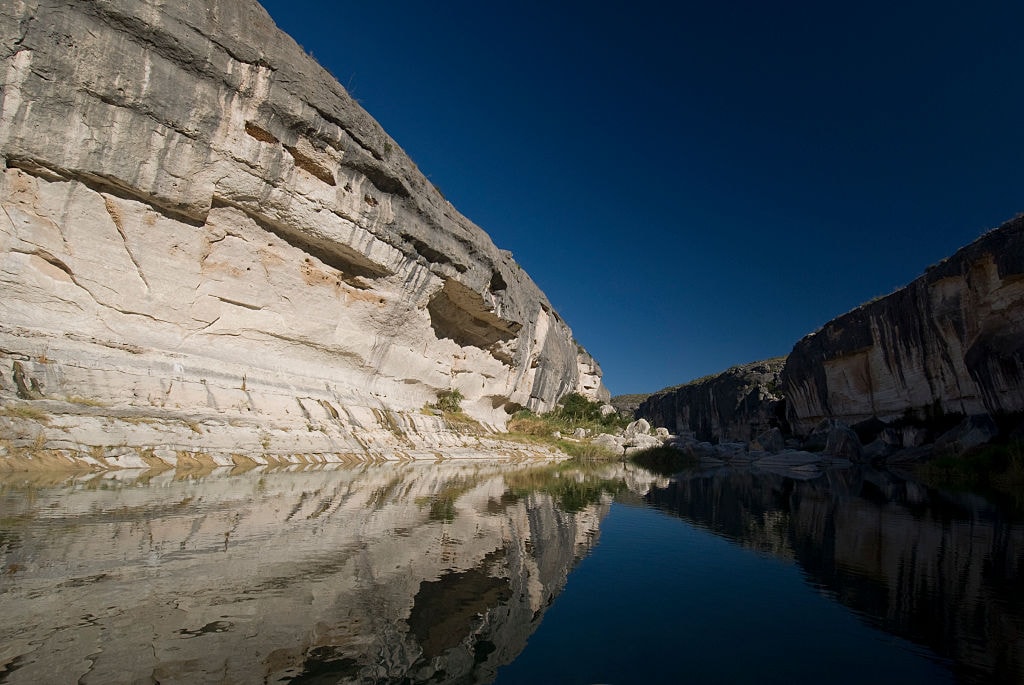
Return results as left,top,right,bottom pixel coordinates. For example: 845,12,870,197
0,0,608,466
625,419,651,437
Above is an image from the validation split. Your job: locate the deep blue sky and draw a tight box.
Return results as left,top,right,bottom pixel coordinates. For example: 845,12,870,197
257,0,1023,396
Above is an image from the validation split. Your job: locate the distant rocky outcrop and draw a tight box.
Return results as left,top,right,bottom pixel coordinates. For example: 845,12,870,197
782,215,1024,436
608,393,649,417
0,0,606,466
637,358,787,444
634,216,1024,461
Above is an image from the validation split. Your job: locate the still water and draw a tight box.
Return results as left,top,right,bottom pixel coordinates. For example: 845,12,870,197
0,459,1021,684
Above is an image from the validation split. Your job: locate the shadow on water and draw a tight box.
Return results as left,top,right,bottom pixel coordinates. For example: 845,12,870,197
644,464,1024,685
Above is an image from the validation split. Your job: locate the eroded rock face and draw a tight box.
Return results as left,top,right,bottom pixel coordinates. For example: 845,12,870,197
0,0,605,461
637,358,787,443
782,216,1024,435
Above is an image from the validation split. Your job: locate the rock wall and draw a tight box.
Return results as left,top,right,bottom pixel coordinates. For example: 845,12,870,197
636,358,786,443
0,0,606,463
782,216,1024,435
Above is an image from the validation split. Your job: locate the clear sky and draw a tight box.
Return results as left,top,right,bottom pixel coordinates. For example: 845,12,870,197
257,0,1023,396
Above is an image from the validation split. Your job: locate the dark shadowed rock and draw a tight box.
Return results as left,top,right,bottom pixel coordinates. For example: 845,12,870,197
751,427,785,453
824,423,864,462
636,358,787,443
934,414,999,454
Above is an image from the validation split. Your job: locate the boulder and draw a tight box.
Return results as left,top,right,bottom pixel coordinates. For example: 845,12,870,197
803,419,835,452
592,433,625,454
750,427,784,453
715,442,749,461
824,423,864,462
599,404,617,417
879,427,903,447
625,419,651,437
624,433,663,454
753,450,823,469
862,438,896,461
902,425,928,448
654,427,670,439
934,414,999,454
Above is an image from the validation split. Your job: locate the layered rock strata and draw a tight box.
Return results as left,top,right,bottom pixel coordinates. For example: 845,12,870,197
0,0,606,465
782,215,1024,435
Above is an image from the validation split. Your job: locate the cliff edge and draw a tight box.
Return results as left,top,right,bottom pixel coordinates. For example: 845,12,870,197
782,215,1024,435
0,0,606,467
632,216,1023,463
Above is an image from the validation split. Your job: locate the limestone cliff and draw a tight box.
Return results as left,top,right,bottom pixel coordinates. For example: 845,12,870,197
782,215,1024,435
637,358,786,443
0,0,606,464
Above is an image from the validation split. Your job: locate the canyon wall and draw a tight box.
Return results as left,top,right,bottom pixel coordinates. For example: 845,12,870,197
636,217,1023,453
636,358,786,443
0,0,606,465
782,216,1024,435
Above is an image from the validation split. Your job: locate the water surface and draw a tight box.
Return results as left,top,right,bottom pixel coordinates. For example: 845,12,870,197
1,460,1021,684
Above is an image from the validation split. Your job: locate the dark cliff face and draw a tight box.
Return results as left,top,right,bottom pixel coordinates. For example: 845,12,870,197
782,216,1024,435
637,358,787,443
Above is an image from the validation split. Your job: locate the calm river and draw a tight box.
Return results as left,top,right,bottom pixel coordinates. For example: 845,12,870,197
0,459,1021,684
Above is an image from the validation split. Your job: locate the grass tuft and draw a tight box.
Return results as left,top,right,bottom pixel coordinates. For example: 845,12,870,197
0,404,52,424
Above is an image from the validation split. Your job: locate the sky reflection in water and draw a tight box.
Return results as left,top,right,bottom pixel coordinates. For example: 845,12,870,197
495,502,953,685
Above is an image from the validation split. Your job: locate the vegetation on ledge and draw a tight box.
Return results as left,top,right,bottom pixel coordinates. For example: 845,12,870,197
505,392,629,460
916,440,1024,508
628,445,699,477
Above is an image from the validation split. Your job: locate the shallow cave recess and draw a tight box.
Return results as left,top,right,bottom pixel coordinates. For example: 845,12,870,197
427,279,521,363
211,199,391,286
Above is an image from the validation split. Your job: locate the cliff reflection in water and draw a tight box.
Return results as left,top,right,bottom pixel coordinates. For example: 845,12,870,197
646,467,1024,685
0,460,657,684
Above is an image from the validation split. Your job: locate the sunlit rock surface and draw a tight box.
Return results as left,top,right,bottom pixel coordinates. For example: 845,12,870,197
0,459,654,684
0,0,606,466
782,216,1024,435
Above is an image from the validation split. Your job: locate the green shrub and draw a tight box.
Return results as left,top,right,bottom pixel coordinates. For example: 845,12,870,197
557,392,600,422
916,440,1024,506
434,388,463,413
629,445,698,477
